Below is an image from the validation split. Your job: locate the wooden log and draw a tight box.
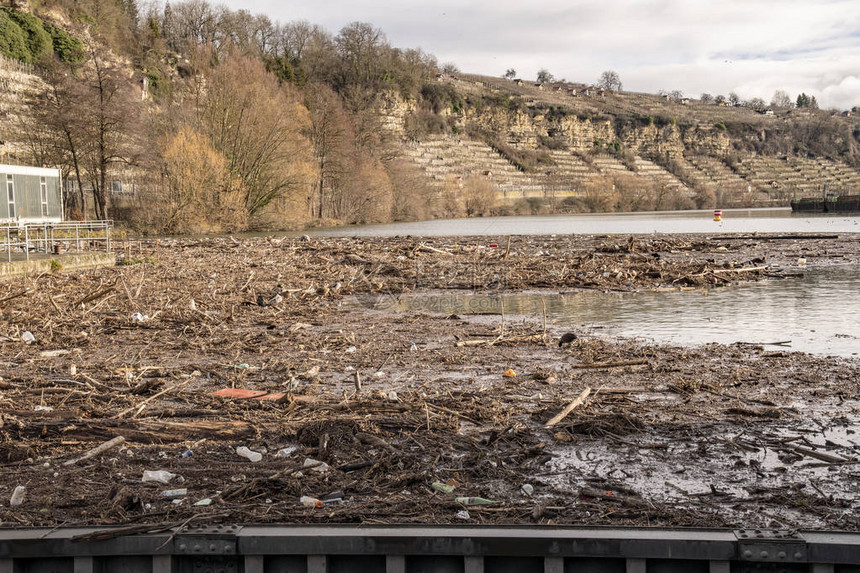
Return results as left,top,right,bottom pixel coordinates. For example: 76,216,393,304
789,445,849,464
708,234,838,241
12,419,258,443
545,387,592,428
709,266,769,273
570,359,649,369
62,435,125,466
416,242,453,256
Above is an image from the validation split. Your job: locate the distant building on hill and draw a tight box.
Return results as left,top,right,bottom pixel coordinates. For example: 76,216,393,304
0,164,63,224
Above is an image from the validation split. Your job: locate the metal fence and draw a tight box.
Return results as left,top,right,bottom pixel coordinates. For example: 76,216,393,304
0,526,858,572
1,220,113,262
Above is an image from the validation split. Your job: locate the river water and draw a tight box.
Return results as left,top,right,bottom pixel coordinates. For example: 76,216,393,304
390,265,860,357
308,207,860,237
319,208,859,357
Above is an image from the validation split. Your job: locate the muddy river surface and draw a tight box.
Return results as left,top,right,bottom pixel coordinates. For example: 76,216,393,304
391,266,860,357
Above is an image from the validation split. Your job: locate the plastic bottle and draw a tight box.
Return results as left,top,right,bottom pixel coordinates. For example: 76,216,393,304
431,482,455,494
236,446,262,463
300,496,322,508
9,486,26,507
275,446,297,459
161,488,187,499
454,496,497,505
142,470,177,484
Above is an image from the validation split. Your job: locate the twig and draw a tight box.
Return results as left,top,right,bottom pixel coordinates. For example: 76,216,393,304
114,378,194,419
0,289,29,305
416,242,453,256
72,285,115,307
545,387,592,428
62,436,125,466
134,269,146,299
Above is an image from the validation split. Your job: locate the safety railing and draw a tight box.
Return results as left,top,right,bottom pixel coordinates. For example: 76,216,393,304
1,220,113,262
0,526,858,572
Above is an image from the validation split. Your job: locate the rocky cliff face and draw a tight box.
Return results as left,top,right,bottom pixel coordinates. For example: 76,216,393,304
381,91,729,161
0,56,46,162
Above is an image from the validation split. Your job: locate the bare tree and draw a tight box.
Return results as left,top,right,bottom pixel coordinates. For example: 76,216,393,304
199,50,315,217
536,68,554,83
280,20,316,60
441,62,459,74
597,70,622,92
29,61,89,216
304,82,351,219
167,0,225,50
63,47,140,220
728,92,740,106
335,21,387,88
504,68,516,80
700,93,714,104
770,90,793,108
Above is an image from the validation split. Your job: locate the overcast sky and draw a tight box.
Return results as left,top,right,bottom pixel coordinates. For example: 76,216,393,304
223,0,860,110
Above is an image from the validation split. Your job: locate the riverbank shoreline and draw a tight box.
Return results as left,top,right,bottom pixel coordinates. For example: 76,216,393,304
1,233,858,530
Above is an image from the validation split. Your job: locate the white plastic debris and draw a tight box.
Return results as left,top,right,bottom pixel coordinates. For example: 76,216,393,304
236,446,263,463
300,495,321,507
303,458,331,473
10,486,26,507
130,313,149,323
142,470,177,484
276,446,298,459
21,331,35,344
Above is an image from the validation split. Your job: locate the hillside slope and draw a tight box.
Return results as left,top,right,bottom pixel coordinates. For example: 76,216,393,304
2,0,860,226
381,73,860,211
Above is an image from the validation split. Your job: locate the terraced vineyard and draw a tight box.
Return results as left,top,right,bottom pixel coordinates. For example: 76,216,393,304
387,74,860,209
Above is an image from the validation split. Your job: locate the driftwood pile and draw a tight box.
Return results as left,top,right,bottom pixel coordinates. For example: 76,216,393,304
0,233,858,530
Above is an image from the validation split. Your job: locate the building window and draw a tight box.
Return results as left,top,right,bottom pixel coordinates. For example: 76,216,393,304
6,175,14,219
40,176,48,217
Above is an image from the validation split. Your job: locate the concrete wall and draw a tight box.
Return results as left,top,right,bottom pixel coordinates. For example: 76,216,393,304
0,252,114,280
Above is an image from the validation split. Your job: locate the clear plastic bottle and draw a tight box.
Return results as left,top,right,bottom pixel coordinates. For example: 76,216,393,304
142,470,177,484
236,446,262,463
9,486,26,507
300,496,322,508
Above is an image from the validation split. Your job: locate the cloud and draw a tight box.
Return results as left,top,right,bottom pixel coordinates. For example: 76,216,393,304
220,0,860,109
